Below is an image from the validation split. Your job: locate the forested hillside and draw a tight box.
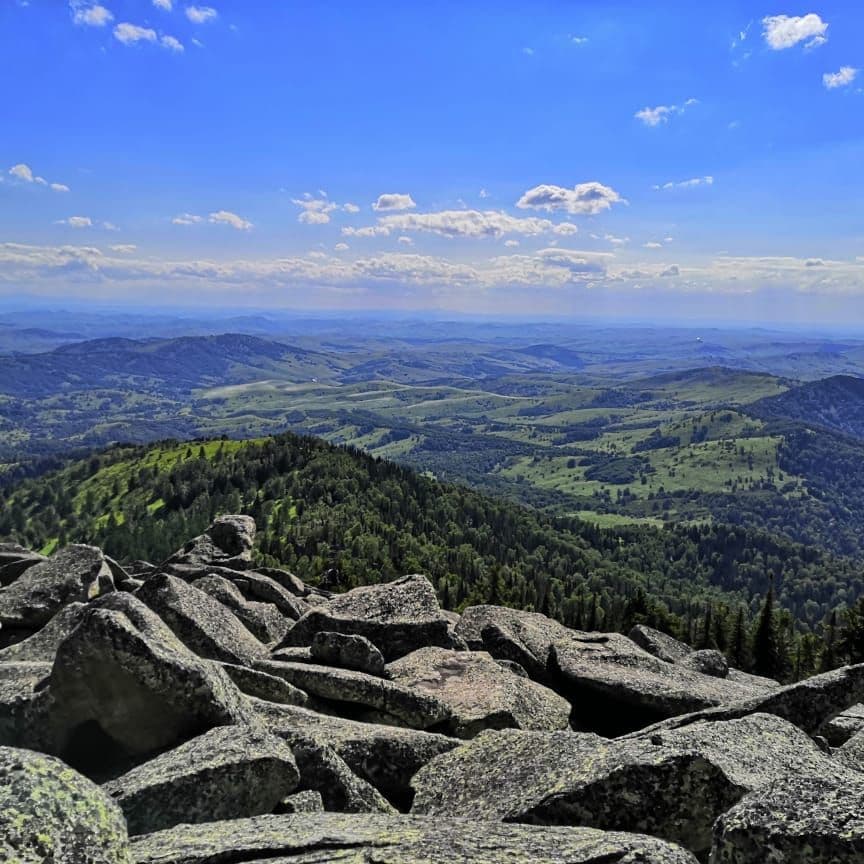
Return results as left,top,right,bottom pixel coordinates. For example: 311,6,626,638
2,431,862,680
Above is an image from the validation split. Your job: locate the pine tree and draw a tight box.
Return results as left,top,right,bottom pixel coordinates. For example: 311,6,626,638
730,605,749,671
752,584,780,678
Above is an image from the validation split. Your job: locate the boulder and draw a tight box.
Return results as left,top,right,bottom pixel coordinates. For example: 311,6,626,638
628,624,692,664
0,745,131,863
833,724,864,772
103,725,300,835
825,703,864,746
234,570,311,619
161,514,256,571
255,659,450,730
191,574,290,643
46,592,249,774
281,574,457,661
0,661,52,747
0,602,86,663
710,775,864,862
0,544,46,586
310,630,386,676
0,544,113,630
136,573,267,665
277,789,324,813
387,646,571,737
131,813,699,864
680,649,729,678
253,699,456,806
411,713,844,856
219,662,308,706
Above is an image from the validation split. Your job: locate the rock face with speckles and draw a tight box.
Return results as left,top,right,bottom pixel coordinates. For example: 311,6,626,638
0,745,131,863
161,514,257,571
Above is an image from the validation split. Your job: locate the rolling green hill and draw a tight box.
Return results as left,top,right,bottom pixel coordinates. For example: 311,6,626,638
2,431,861,681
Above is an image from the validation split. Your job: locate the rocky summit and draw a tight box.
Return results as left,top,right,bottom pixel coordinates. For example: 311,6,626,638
3,516,864,862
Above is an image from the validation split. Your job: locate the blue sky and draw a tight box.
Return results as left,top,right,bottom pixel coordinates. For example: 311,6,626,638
1,1,863,322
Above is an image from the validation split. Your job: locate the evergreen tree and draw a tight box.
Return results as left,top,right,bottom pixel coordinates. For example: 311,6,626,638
752,584,780,678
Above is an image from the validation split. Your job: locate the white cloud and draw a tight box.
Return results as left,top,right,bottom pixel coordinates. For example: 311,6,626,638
110,244,137,253
172,213,203,225
58,216,93,228
185,5,218,23
591,233,630,246
372,193,416,212
208,210,252,230
823,66,858,89
479,188,489,199
397,236,413,246
102,221,119,231
153,0,172,9
374,209,580,239
762,13,828,50
504,239,520,247
50,183,70,192
635,98,698,127
342,202,360,214
9,164,34,182
342,225,392,238
643,241,663,249
571,35,589,45
72,4,113,26
653,175,714,191
334,242,349,251
660,264,681,277
516,181,624,215
114,23,157,44
160,35,184,52
292,197,338,224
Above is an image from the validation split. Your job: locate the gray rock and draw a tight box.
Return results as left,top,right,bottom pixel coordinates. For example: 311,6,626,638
710,774,864,863
136,573,267,665
725,668,780,691
277,789,324,813
823,702,864,746
680,649,729,678
255,565,318,598
412,713,845,856
0,546,46,587
629,624,693,664
833,723,864,772
256,659,450,730
387,646,571,737
46,592,249,770
103,725,300,835
281,574,457,661
131,813,699,864
192,574,290,643
0,662,52,747
271,645,315,663
0,745,131,863
161,514,256,571
0,602,86,662
219,661,309,706
253,699,456,805
310,630,386,676
0,544,113,630
234,570,311,620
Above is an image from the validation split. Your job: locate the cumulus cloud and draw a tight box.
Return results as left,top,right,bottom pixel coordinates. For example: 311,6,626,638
762,13,828,50
591,233,630,246
172,213,202,225
292,197,337,224
114,22,157,44
9,163,69,192
72,3,113,26
186,5,218,23
160,35,184,52
57,216,93,228
371,209,580,239
653,175,714,191
110,244,137,253
50,183,70,192
660,264,681,277
372,193,416,212
516,181,624,215
643,241,663,249
635,98,698,127
571,35,589,45
342,202,360,214
397,236,413,246
504,239,520,247
823,66,858,89
342,225,392,238
334,242,349,251
208,210,252,230
153,0,172,8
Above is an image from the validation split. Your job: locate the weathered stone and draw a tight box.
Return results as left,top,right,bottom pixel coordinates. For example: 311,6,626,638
46,592,249,773
219,661,308,706
136,573,267,665
161,514,256,571
256,659,450,730
192,574,290,643
710,775,864,863
277,789,324,813
0,746,131,864
725,668,780,691
253,699,456,806
0,602,86,662
412,713,845,856
824,703,864,746
235,570,311,620
310,630,386,676
0,662,52,747
103,725,300,835
131,813,699,864
629,624,692,664
388,646,571,737
281,574,457,661
680,649,729,678
0,545,46,586
271,645,314,663
833,724,864,772
256,565,319,598
0,544,113,630
496,658,530,677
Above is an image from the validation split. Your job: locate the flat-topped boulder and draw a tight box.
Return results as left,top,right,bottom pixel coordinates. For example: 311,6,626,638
103,725,300,835
628,624,693,664
136,573,267,665
0,544,113,631
0,602,86,663
130,812,699,864
823,702,864,745
387,646,571,737
218,662,309,706
0,745,131,864
411,713,846,856
310,630,386,676
161,514,256,571
280,574,458,661
255,659,450,730
46,592,249,772
711,775,864,862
